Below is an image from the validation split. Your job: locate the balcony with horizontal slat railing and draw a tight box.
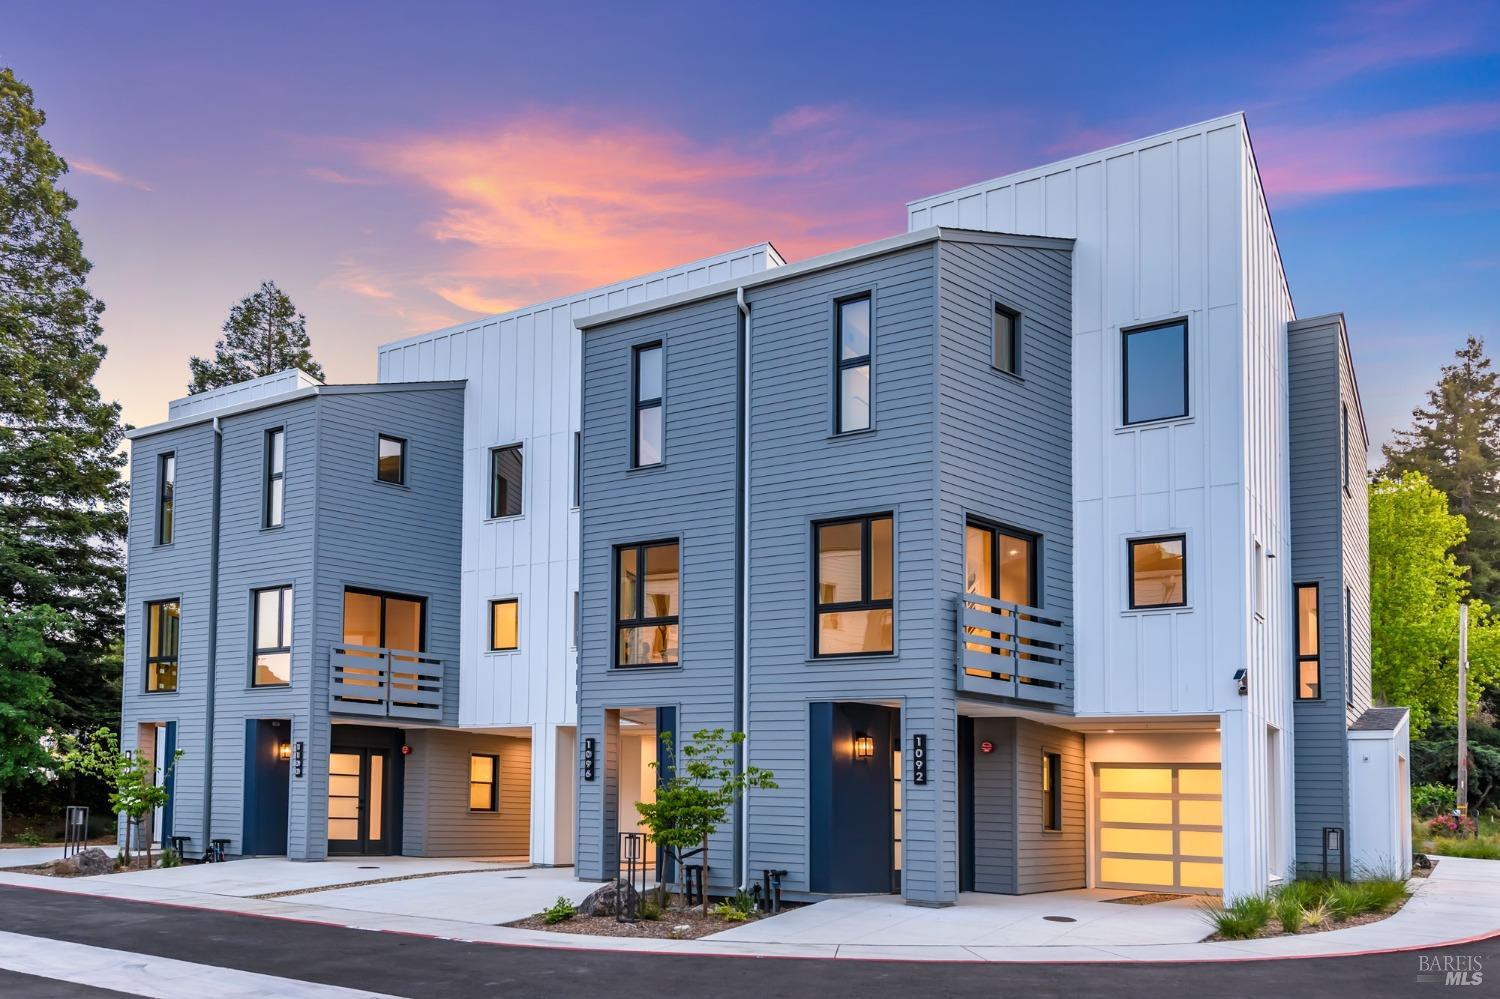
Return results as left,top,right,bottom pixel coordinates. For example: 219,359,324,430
955,593,1071,710
329,643,445,723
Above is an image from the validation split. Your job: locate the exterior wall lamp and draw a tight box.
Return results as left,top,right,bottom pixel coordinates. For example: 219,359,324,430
853,733,875,760
277,741,292,761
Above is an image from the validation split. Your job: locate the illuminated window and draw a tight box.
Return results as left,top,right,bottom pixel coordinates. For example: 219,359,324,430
1128,535,1186,609
469,754,499,811
156,453,175,545
1295,583,1319,699
489,598,519,652
377,434,406,484
835,296,872,433
145,599,180,693
489,444,523,518
633,344,664,467
1123,319,1188,425
616,541,679,666
813,513,893,656
342,588,425,651
252,586,292,686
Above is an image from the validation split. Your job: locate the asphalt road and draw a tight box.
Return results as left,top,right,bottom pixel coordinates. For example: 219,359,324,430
0,884,1493,999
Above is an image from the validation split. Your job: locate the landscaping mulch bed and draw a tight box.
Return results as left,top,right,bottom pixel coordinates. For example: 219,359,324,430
1203,891,1415,942
2,855,159,878
507,905,750,940
1103,892,1189,905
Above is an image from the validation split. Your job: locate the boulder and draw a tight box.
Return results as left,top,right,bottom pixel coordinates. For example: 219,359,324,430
577,881,640,917
72,848,114,876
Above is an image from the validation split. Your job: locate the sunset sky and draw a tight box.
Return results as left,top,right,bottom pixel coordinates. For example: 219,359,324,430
5,0,1498,449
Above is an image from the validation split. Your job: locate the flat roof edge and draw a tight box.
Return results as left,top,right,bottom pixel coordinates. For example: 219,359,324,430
126,380,466,440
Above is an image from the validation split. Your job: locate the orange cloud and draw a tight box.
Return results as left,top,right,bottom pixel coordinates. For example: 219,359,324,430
69,156,151,191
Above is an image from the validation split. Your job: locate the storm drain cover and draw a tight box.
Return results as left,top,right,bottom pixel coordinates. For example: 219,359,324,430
358,866,379,870
1043,916,1077,923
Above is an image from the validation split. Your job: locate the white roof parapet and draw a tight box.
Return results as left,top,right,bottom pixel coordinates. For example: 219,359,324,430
166,369,324,422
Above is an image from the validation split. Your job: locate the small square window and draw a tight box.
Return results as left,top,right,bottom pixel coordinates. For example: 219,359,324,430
489,444,523,518
469,754,499,811
993,304,1020,375
1128,535,1186,609
1123,319,1188,425
490,598,519,652
377,435,406,484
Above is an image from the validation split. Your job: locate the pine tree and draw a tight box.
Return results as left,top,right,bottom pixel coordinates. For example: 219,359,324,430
187,280,325,393
0,67,127,732
1382,336,1500,604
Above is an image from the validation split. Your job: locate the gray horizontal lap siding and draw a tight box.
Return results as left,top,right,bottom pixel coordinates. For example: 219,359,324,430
1288,318,1352,872
969,719,1086,894
120,422,216,853
578,295,743,883
403,730,530,857
744,245,947,902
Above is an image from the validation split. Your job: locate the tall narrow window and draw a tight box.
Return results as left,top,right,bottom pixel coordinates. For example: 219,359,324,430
377,434,406,484
615,540,679,667
1122,319,1188,425
264,428,285,528
633,343,664,467
1253,540,1266,620
813,513,894,656
1342,403,1351,492
145,599,180,693
489,444,523,518
1345,586,1353,706
252,586,293,686
489,598,519,652
1128,535,1187,609
1042,751,1062,831
1295,583,1320,700
156,453,176,545
993,303,1020,375
572,430,581,507
469,754,499,811
835,296,872,433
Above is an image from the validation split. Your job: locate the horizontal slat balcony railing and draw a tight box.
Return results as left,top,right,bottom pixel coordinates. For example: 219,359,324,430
956,594,1071,709
330,644,444,722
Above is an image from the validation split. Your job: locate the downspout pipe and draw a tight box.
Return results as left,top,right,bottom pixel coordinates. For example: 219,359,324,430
201,416,223,855
735,287,751,891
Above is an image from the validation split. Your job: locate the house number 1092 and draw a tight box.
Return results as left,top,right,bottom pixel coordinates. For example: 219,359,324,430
912,733,927,785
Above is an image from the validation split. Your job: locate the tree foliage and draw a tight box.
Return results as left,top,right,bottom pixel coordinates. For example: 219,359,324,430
0,605,59,840
1412,722,1500,813
634,728,776,914
188,280,324,392
59,727,181,864
0,66,126,734
1383,336,1500,604
1370,472,1499,735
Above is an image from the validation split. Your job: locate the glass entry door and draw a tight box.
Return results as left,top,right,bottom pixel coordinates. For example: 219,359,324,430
327,748,388,855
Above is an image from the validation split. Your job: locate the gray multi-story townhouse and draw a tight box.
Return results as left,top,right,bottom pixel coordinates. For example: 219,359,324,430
119,114,1409,901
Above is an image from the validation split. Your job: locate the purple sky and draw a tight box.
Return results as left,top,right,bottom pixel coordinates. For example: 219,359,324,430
4,0,1498,450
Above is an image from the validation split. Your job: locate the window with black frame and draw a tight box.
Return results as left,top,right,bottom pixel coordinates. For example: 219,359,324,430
615,540,679,666
1122,319,1188,425
145,599,180,693
963,521,1038,671
265,428,285,528
835,296,872,433
1128,535,1187,609
813,513,893,656
469,754,499,811
993,303,1020,375
1295,583,1320,699
489,444,523,518
252,586,293,686
633,343,664,467
377,434,406,484
156,453,175,545
1042,751,1062,831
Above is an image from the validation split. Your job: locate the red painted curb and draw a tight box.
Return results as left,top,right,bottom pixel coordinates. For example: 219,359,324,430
1,878,1496,966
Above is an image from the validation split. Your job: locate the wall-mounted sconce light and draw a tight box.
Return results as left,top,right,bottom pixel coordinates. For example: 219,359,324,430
853,733,875,760
277,741,292,762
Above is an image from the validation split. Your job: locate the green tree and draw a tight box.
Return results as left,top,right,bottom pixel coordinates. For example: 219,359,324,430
0,67,127,733
1369,472,1499,734
0,605,59,842
188,280,324,392
60,727,181,865
635,728,777,915
1383,336,1500,604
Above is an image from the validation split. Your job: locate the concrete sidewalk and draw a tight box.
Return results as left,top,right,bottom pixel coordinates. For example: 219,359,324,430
0,853,1494,963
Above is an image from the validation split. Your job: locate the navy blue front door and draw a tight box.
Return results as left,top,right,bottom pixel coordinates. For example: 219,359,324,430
809,702,899,894
242,719,290,855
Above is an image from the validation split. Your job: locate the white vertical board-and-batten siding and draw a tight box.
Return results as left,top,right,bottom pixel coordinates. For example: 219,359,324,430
909,114,1295,898
375,244,782,864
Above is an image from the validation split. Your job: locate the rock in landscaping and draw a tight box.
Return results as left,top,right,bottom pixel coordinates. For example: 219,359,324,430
578,881,640,917
72,848,115,876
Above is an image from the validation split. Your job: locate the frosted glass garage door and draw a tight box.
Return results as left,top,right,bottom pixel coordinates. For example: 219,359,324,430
1094,763,1222,893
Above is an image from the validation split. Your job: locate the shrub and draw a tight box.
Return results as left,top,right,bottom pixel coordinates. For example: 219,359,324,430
542,896,577,924
1427,814,1477,838
17,828,45,847
638,898,662,921
710,900,751,922
1303,902,1331,928
1200,894,1272,940
1274,894,1305,934
1411,783,1456,818
1429,837,1500,860
1326,878,1408,920
1273,878,1332,910
160,846,181,868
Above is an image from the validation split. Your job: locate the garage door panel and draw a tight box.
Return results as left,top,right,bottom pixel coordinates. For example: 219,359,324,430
1095,763,1222,894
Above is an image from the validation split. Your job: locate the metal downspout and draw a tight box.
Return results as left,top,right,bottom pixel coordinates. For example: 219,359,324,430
201,417,223,854
736,287,751,890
